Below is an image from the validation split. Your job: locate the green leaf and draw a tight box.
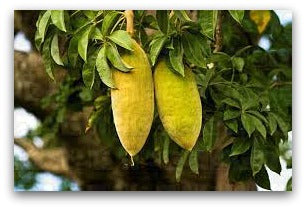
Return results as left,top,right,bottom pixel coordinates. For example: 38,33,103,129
221,98,240,109
224,109,241,120
83,10,97,19
82,48,98,89
225,119,238,133
267,113,277,135
101,11,120,37
232,57,244,72
173,10,191,22
96,45,115,88
106,43,133,72
241,113,256,137
252,115,267,139
182,32,206,68
229,10,244,24
162,133,170,165
176,151,189,182
188,149,199,175
169,38,184,76
149,35,167,66
92,27,103,40
203,116,217,152
230,137,251,156
78,26,92,62
242,113,266,138
68,35,79,67
35,30,43,50
247,110,268,124
286,177,292,191
108,30,134,51
251,137,265,176
198,69,214,99
51,10,66,32
198,10,218,40
239,87,259,111
38,10,51,43
156,10,169,34
50,34,64,66
264,141,281,174
270,113,289,137
42,35,54,80
254,166,271,190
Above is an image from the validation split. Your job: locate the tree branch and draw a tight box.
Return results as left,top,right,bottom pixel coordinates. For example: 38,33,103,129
214,11,223,53
14,137,76,180
14,50,66,119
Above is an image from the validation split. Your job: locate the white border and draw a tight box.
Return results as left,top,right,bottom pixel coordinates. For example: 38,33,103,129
1,0,304,208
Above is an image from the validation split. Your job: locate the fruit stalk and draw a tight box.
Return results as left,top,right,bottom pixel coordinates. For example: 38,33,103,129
125,10,134,36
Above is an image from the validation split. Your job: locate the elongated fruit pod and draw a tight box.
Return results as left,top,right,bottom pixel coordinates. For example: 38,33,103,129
154,60,202,150
111,40,154,157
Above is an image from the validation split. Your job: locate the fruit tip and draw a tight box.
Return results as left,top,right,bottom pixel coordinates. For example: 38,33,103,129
130,155,135,166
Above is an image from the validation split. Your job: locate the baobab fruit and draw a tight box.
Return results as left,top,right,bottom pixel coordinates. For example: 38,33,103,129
154,60,202,150
111,40,154,157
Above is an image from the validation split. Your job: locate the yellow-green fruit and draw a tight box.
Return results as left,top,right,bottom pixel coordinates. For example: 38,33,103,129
154,60,202,151
111,40,154,157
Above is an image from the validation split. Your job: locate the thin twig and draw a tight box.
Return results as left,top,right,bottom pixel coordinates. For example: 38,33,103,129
269,81,292,89
214,11,223,53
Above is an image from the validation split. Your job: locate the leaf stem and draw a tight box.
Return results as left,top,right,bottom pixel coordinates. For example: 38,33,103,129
214,11,223,53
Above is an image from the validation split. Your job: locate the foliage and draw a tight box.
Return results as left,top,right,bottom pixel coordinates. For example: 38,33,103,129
34,10,292,190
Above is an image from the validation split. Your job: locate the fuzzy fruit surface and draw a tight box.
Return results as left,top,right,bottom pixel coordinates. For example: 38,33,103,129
111,40,154,156
154,60,202,150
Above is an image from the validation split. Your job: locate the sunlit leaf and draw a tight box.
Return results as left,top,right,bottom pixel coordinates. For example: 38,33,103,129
229,10,244,25
173,10,191,22
96,45,115,88
38,10,51,43
101,11,120,37
149,35,167,66
108,30,134,51
78,26,92,62
169,38,184,76
51,10,66,32
198,10,218,40
106,43,133,72
51,34,64,66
